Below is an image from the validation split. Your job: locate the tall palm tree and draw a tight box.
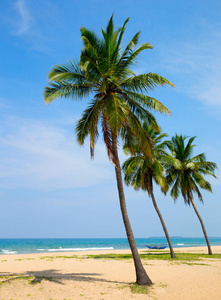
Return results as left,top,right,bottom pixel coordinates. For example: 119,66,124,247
165,134,217,255
122,124,176,258
44,15,174,284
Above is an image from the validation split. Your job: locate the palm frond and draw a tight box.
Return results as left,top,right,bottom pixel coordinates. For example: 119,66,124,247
75,97,103,146
124,96,159,131
161,155,182,169
44,81,91,103
192,182,203,202
111,17,130,62
48,60,86,83
117,43,154,77
104,93,129,134
184,136,196,159
123,90,171,115
125,113,153,158
170,176,180,201
121,73,175,93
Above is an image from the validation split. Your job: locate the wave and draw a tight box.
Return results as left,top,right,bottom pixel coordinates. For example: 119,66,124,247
37,247,114,252
177,243,184,246
1,249,18,254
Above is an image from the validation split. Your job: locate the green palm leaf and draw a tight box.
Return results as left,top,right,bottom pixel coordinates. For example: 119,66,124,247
123,91,171,115
75,97,103,146
44,81,91,103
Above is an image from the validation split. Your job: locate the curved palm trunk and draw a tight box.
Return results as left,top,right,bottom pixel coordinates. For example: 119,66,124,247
149,189,175,258
190,198,212,255
112,134,152,285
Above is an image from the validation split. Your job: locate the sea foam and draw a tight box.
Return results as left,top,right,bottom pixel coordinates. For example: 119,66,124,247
37,247,114,252
1,249,18,254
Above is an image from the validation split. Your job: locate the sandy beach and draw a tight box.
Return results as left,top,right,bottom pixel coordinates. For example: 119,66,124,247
0,246,221,300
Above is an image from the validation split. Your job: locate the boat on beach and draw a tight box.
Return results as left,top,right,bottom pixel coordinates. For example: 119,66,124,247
146,245,167,249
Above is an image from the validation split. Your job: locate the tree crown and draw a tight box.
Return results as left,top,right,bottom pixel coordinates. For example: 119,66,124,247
44,15,174,163
165,134,217,205
122,124,169,194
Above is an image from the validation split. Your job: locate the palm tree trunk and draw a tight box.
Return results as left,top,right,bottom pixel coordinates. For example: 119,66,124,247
190,198,212,255
112,133,152,285
149,188,175,258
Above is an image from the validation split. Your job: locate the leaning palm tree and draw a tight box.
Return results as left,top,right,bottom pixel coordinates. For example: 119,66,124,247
165,134,217,255
44,15,174,284
122,124,176,258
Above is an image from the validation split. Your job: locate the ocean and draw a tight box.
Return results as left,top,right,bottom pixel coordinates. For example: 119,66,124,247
0,237,221,255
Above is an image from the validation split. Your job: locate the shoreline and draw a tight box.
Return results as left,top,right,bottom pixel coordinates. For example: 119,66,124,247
1,245,221,259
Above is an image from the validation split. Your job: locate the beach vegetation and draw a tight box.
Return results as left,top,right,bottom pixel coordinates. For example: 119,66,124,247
115,283,128,290
0,275,32,286
164,135,217,255
130,283,149,294
44,14,174,285
158,282,167,288
83,252,221,261
122,124,175,258
17,252,221,262
179,262,210,266
55,255,79,259
0,274,60,288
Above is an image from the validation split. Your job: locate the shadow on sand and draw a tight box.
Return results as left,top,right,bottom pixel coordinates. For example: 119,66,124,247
0,269,127,285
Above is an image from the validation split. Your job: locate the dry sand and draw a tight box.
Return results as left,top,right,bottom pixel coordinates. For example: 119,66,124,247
0,246,221,300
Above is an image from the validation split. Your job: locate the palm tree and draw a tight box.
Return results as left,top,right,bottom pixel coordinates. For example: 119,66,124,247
44,15,174,284
122,124,176,258
165,134,217,255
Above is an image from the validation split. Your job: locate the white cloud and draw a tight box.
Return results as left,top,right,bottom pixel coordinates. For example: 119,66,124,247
194,84,221,108
10,0,65,53
0,116,113,189
14,0,31,34
161,34,221,109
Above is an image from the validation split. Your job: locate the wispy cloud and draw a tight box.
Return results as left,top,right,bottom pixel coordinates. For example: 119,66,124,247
194,82,221,108
160,32,221,110
0,116,113,189
165,52,221,109
14,0,31,35
10,0,61,53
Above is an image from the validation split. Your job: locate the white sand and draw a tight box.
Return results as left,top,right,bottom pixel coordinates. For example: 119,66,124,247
0,246,221,300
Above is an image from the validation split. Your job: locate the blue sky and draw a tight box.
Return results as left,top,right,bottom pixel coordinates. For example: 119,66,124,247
0,0,221,238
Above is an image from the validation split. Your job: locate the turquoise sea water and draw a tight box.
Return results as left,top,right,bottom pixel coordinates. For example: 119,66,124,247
0,237,221,255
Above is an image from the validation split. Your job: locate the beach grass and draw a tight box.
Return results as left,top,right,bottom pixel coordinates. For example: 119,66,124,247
82,252,221,261
4,252,221,263
130,283,149,294
0,274,59,288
